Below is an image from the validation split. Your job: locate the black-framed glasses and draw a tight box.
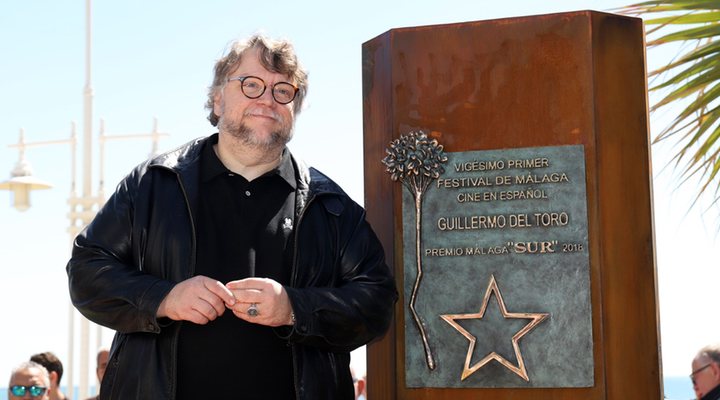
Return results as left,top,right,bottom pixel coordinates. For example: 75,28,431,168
690,363,712,384
9,385,47,397
227,75,299,105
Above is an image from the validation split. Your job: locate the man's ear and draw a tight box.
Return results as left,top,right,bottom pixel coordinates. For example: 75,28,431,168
213,91,224,119
710,362,720,382
49,370,59,384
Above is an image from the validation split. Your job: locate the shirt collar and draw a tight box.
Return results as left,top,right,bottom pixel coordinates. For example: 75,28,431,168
200,133,296,189
200,134,227,182
275,147,297,189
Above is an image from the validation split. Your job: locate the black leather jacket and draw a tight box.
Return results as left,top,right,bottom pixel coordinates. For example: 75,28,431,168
67,136,397,399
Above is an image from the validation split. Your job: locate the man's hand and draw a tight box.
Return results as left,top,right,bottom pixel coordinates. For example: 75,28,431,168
226,278,294,327
157,276,236,324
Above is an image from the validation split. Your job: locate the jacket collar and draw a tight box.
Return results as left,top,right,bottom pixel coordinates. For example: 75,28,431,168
147,135,348,209
148,136,207,172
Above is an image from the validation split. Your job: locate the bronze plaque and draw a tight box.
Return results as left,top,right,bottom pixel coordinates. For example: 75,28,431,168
400,143,593,388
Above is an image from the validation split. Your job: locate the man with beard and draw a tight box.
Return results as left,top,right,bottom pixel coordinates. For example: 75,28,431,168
67,34,397,400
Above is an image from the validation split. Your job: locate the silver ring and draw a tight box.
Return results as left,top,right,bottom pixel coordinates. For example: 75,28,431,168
247,303,259,317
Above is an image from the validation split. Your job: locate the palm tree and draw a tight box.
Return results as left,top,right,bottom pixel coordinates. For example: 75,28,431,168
621,1,720,207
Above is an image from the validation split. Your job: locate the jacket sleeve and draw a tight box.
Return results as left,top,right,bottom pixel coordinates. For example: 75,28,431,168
66,165,174,334
279,197,398,352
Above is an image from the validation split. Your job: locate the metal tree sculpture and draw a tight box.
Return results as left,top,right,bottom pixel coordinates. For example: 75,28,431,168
382,130,447,370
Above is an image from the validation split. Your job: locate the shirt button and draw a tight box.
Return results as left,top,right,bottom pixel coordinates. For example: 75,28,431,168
245,190,251,196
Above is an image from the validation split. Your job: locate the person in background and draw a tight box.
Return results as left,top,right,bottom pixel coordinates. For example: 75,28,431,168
66,33,397,399
29,352,66,400
691,343,720,400
351,366,367,400
84,348,110,400
8,361,50,400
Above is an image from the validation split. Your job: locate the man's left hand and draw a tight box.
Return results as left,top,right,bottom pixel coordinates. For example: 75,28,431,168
225,277,294,327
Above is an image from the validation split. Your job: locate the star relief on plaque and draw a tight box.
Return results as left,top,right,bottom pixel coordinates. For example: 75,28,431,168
440,274,549,382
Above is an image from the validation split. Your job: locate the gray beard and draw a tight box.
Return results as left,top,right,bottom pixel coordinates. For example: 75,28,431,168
219,116,293,153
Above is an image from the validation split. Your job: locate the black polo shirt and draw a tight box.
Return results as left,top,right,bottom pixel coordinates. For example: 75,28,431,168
177,134,296,399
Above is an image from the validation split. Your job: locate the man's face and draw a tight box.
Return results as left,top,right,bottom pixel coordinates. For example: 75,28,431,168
692,357,720,399
8,368,49,400
213,48,295,152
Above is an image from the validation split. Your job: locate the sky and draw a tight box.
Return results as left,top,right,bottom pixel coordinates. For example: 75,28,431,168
0,0,717,397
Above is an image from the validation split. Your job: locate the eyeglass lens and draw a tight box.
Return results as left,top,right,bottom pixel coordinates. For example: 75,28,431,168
234,76,297,104
10,385,47,397
690,363,712,384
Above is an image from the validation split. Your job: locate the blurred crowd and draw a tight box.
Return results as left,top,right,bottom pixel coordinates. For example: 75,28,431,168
6,349,372,399
7,349,107,400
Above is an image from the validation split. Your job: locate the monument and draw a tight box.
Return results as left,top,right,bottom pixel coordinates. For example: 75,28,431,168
362,10,661,399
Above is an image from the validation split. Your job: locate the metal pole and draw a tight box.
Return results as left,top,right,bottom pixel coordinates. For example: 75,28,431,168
78,0,94,398
67,122,78,400
66,306,75,400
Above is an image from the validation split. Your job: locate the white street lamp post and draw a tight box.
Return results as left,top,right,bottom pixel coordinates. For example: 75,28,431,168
2,125,168,400
0,128,59,211
0,0,168,398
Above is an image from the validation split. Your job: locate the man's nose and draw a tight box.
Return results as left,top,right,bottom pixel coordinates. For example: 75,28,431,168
255,87,275,105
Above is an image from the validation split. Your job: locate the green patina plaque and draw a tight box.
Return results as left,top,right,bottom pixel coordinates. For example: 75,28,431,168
402,144,593,388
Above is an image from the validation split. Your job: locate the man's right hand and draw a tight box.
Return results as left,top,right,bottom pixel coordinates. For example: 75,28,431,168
156,276,236,324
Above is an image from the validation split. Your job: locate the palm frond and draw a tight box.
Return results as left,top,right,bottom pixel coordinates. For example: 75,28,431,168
620,0,720,206
649,39,720,73
646,11,720,25
651,66,720,109
622,1,720,13
650,23,720,44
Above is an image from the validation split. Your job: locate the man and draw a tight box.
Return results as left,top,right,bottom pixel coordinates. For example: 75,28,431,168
28,352,66,400
692,344,720,399
84,348,109,400
67,34,397,400
8,361,50,400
